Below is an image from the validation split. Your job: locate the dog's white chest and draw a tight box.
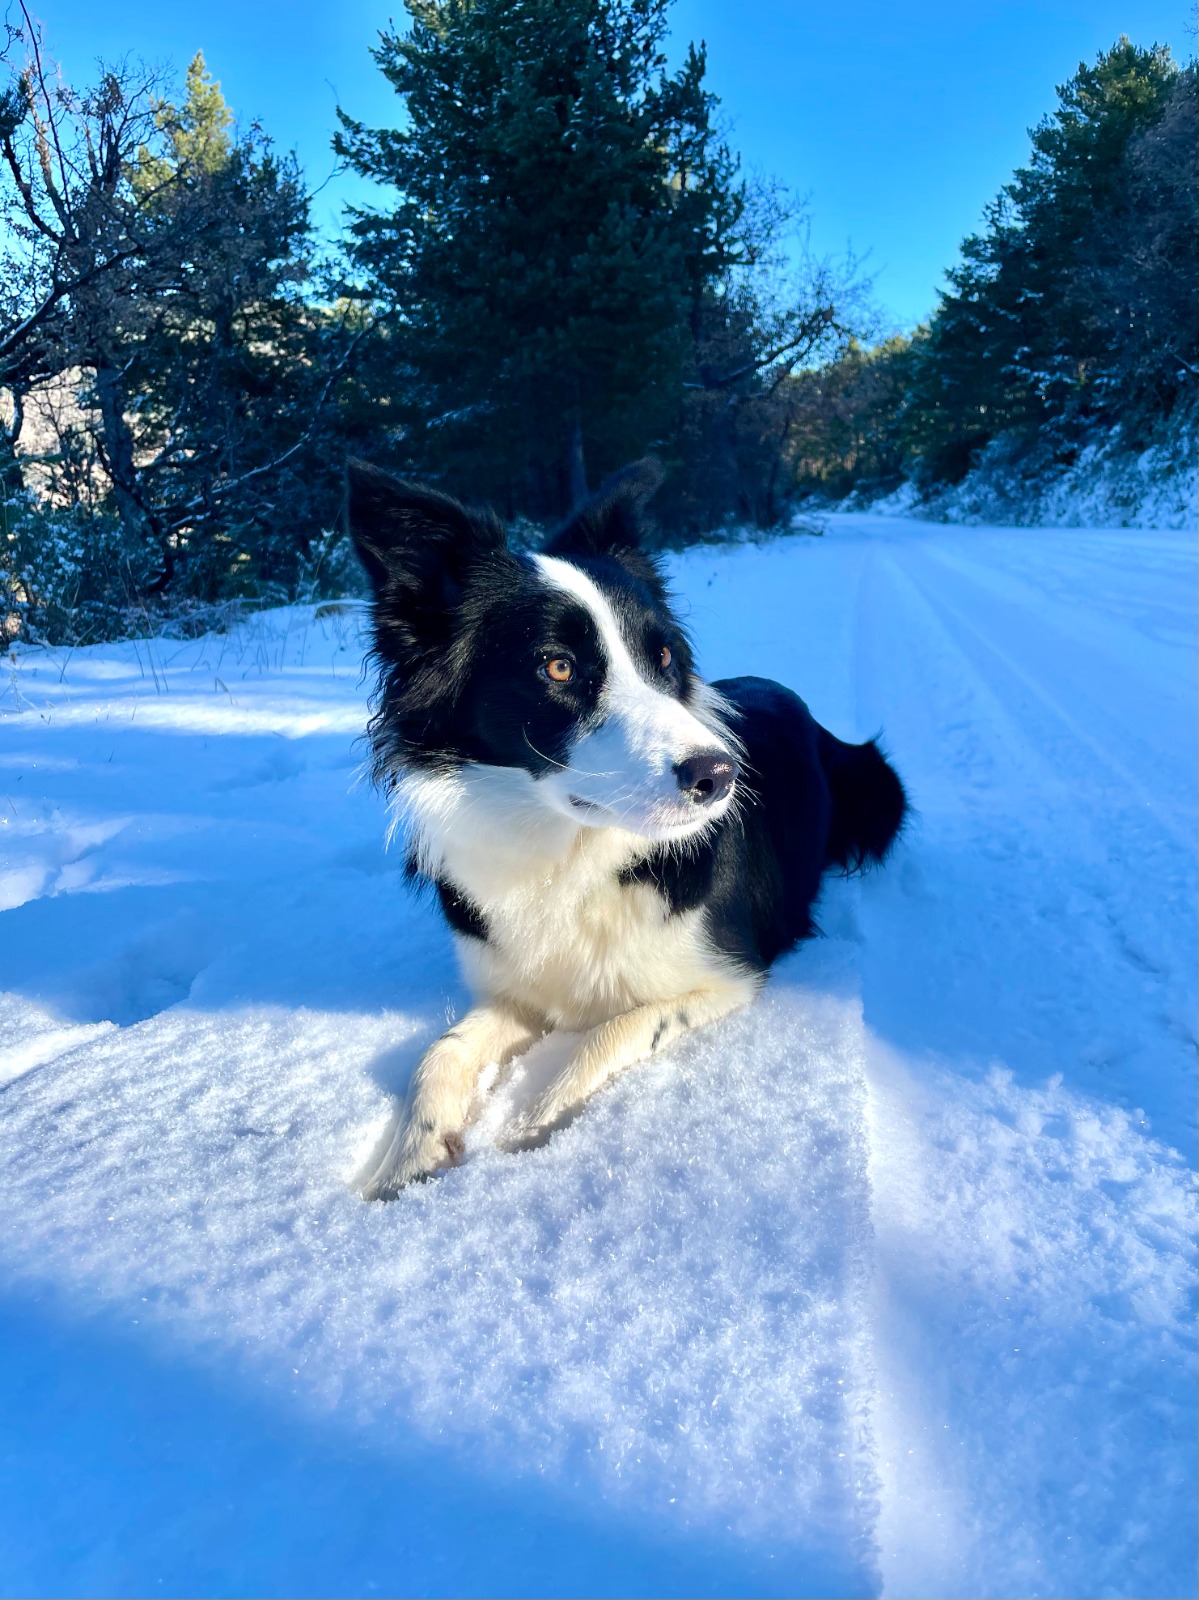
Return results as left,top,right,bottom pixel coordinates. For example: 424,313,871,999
449,830,724,1030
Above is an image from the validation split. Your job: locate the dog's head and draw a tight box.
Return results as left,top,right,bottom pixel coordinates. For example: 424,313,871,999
346,458,739,844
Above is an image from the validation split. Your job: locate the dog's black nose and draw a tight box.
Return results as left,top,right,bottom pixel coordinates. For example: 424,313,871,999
674,750,738,805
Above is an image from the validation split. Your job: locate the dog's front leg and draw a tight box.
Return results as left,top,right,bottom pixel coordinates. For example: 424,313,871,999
361,1003,540,1198
516,981,755,1143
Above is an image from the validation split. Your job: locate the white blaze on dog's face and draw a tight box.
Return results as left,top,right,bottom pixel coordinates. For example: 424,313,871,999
345,454,740,858
530,554,739,841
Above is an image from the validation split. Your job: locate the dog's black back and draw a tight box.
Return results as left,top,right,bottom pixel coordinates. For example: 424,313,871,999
623,675,907,973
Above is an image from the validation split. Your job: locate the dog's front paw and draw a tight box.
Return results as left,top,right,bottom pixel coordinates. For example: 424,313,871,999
360,1119,466,1200
502,1090,575,1152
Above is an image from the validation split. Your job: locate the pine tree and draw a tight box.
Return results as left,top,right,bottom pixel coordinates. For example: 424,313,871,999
135,52,234,186
1080,60,1197,422
909,38,1192,481
336,0,747,517
122,56,334,593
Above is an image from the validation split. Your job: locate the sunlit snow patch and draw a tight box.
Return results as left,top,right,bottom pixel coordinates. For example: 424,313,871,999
0,945,878,1584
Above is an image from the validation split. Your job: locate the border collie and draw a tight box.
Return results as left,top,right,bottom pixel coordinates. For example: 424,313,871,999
348,458,907,1198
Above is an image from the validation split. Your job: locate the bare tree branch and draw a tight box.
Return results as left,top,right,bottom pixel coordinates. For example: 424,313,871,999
163,321,373,528
0,243,141,366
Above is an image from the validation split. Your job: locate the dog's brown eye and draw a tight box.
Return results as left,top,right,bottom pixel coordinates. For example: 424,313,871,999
544,657,574,684
659,645,672,670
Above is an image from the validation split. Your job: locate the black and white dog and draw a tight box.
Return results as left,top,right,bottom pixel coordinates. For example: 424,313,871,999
348,459,907,1197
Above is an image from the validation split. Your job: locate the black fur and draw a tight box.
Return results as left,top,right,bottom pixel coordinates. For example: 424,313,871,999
347,457,908,980
622,676,906,970
347,459,701,785
433,876,489,942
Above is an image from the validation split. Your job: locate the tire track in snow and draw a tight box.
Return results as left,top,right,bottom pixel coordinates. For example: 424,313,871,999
857,546,1195,1079
852,534,1198,1598
904,538,1194,849
874,541,1196,1058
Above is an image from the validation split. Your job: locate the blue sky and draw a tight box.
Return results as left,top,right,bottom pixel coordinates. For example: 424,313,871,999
16,0,1195,329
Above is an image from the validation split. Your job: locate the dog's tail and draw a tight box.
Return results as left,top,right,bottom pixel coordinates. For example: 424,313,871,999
818,728,908,873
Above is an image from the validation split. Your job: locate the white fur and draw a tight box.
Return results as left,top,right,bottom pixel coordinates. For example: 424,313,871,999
360,556,756,1198
392,764,754,1031
531,554,737,840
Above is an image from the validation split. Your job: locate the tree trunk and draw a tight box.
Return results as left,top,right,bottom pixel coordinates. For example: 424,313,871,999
0,389,26,499
93,360,168,582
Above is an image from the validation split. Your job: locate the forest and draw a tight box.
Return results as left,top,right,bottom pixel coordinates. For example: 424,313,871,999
1,0,1195,643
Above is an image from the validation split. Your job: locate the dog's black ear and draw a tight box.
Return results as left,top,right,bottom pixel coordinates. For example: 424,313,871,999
346,460,504,596
542,457,665,560
346,461,508,661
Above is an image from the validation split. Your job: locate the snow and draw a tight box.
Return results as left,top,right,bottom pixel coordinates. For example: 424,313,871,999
1,518,1195,1598
864,417,1199,531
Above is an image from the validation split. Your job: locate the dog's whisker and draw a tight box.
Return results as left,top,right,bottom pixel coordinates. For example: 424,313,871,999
521,727,620,781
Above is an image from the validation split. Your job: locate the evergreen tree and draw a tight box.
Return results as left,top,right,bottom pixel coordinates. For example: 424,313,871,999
1087,61,1198,421
120,53,351,596
336,0,752,517
2,29,366,633
908,38,1193,481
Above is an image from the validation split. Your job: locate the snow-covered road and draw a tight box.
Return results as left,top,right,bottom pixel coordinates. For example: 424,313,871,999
1,516,1194,1598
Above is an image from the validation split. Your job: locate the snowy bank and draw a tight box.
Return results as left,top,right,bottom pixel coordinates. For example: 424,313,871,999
863,416,1199,531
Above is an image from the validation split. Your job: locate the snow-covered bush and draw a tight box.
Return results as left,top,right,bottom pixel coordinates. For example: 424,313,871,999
2,494,369,647
1,496,157,646
877,410,1198,529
